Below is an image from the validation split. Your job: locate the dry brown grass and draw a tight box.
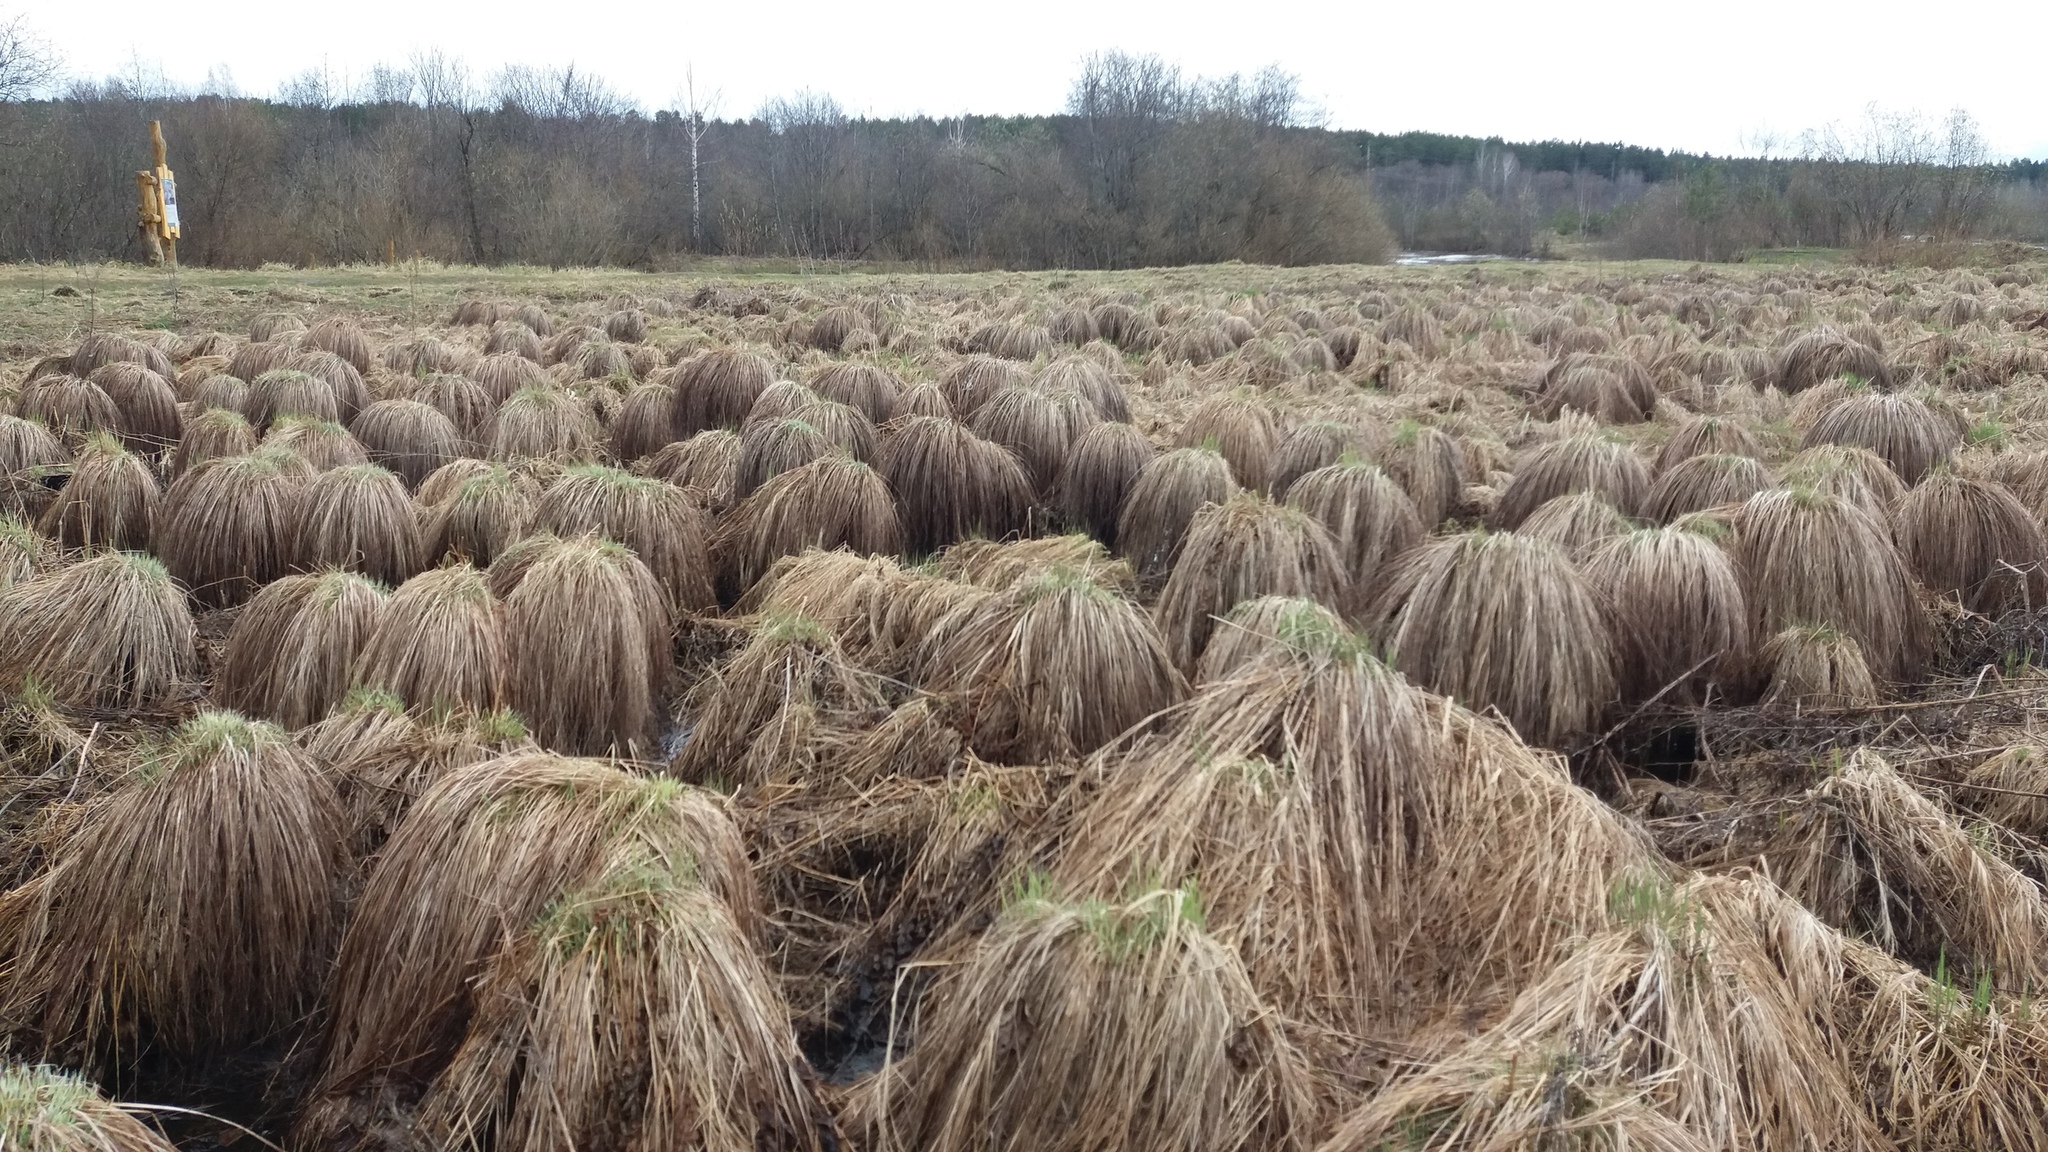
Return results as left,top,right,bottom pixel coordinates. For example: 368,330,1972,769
483,385,603,464
36,435,156,553
1493,433,1650,529
1154,494,1346,672
349,397,464,489
420,463,539,567
502,535,670,756
0,712,341,1064
878,416,1034,558
1116,446,1240,582
0,551,193,711
294,463,424,586
1644,452,1774,523
1801,392,1958,484
152,447,309,608
916,564,1184,762
1775,325,1892,392
352,564,506,713
1366,530,1615,745
1892,471,2048,613
219,570,389,729
536,464,717,611
1177,391,1279,492
1055,420,1156,548
671,347,776,437
716,454,902,600
1732,486,1930,685
857,886,1312,1152
1757,623,1880,707
1583,526,1750,703
300,754,776,1148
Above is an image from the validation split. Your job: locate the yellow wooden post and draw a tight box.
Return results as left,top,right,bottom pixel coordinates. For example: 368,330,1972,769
147,121,181,268
135,170,164,266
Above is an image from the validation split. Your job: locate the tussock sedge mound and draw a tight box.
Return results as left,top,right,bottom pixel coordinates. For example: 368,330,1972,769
7,261,2048,1149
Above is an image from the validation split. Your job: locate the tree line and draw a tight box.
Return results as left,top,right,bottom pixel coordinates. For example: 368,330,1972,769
0,50,1391,270
0,19,2040,270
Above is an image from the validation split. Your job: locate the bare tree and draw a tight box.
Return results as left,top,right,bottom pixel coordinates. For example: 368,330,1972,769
0,9,57,105
1931,108,1994,241
680,64,720,251
1801,105,1938,244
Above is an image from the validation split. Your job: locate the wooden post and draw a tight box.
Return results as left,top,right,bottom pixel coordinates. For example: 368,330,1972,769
136,171,165,266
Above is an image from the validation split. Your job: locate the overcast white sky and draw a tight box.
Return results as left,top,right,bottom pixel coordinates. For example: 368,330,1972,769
23,0,2048,159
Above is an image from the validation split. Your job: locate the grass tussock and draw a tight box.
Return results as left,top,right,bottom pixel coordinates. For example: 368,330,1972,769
1154,495,1346,672
0,712,341,1064
0,552,194,711
502,535,671,757
351,564,506,713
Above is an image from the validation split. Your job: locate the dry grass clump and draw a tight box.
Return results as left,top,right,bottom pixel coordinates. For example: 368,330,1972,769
1176,391,1278,492
0,516,44,592
1657,414,1764,471
535,464,716,610
0,552,193,710
300,755,790,1150
185,371,248,415
971,385,1100,494
224,340,292,386
421,464,538,566
249,311,306,342
734,550,981,674
806,304,870,351
746,379,817,424
1055,420,1155,547
85,363,181,454
0,416,69,479
878,416,1034,557
218,571,388,729
287,349,371,422
1283,460,1423,614
397,371,493,440
931,534,1130,593
1116,446,1240,581
67,332,173,380
1961,745,2048,837
152,448,309,608
1644,452,1774,523
1366,531,1615,745
245,367,341,431
915,564,1184,762
608,381,678,463
1758,623,1879,706
1535,358,1654,423
262,415,369,471
350,398,464,489
470,349,550,400
1769,750,2048,989
810,361,901,423
502,536,670,756
735,416,832,499
1732,486,1930,685
671,347,775,437
966,318,1054,361
37,435,156,553
1190,594,1345,682
0,1064,176,1152
1582,526,1750,703
295,463,425,586
1515,490,1634,557
1154,495,1346,672
672,613,891,787
0,712,341,1063
352,564,506,713
857,886,1311,1152
12,376,122,447
483,385,602,463
940,355,1030,417
1781,444,1907,520
1380,420,1466,527
1266,421,1366,500
1492,433,1650,528
1775,325,1892,391
716,455,902,599
303,315,372,373
1801,391,1958,484
1891,471,2048,613
637,428,741,510
1053,623,1650,1046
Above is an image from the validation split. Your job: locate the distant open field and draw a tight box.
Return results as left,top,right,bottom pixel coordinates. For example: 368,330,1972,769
6,252,2048,1151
